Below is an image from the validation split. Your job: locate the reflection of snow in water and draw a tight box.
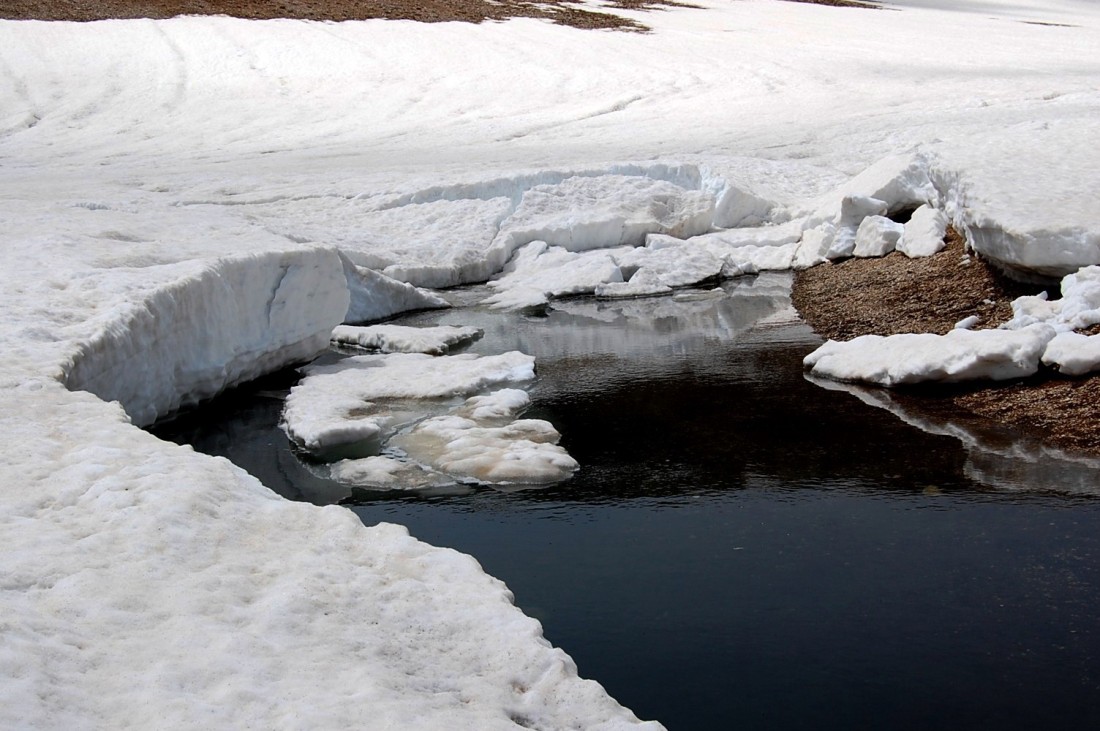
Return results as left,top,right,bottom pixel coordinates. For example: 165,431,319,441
810,376,1100,496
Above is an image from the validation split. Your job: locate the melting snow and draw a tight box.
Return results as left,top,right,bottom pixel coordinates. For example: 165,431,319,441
3,0,1100,726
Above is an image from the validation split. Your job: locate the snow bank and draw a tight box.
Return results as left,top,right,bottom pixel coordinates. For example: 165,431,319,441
0,386,648,730
331,324,483,354
804,324,1056,386
342,259,450,323
490,174,715,261
64,249,349,427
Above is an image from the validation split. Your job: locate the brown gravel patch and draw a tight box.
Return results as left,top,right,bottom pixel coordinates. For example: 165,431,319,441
792,231,1100,458
792,228,1037,340
0,0,698,30
0,0,878,27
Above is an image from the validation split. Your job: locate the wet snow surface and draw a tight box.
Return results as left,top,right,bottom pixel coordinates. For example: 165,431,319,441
3,0,1100,727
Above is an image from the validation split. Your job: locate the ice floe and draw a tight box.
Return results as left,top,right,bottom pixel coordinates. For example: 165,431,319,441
282,351,535,453
331,388,577,487
392,414,578,485
331,324,483,355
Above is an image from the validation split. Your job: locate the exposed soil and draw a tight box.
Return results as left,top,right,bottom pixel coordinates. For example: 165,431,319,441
0,0,697,30
792,231,1100,458
0,0,874,28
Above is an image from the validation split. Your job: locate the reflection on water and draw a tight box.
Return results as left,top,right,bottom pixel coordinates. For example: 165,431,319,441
810,377,1100,496
152,274,1100,730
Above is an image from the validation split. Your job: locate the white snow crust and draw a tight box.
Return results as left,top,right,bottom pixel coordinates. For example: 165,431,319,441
4,0,1100,726
804,324,1057,386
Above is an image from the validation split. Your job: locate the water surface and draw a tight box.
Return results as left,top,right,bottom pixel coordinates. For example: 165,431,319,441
154,275,1100,730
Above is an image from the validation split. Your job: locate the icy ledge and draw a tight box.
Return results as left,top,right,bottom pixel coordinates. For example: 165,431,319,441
0,385,657,730
21,245,656,728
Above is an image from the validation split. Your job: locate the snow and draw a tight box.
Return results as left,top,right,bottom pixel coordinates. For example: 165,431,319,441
1042,332,1100,376
282,351,536,453
331,324,483,354
3,0,1100,726
897,204,949,258
483,240,625,310
329,455,454,490
342,260,451,323
393,414,578,485
804,324,1057,386
853,215,905,258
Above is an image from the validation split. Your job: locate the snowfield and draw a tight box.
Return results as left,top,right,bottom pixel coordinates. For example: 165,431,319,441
2,0,1099,727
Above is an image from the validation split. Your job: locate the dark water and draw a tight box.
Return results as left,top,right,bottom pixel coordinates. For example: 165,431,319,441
154,275,1100,730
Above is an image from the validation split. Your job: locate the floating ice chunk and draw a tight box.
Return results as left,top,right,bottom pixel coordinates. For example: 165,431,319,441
493,175,714,257
1042,332,1100,376
804,324,1057,386
282,352,536,452
281,395,393,453
483,241,624,310
454,388,531,424
853,216,905,258
341,259,449,324
393,415,578,485
897,205,948,258
331,324,482,355
329,455,453,490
